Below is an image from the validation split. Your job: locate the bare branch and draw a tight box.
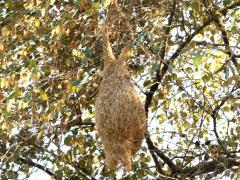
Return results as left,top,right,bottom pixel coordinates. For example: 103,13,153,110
19,157,55,178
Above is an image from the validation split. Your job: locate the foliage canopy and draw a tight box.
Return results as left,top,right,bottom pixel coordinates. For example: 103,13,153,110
0,0,240,179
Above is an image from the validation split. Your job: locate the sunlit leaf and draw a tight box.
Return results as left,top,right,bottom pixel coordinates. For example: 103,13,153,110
7,99,14,112
1,27,10,37
92,2,101,10
41,92,49,101
223,0,232,6
35,18,41,27
236,64,240,73
103,0,112,7
193,54,203,67
150,63,158,76
50,0,56,5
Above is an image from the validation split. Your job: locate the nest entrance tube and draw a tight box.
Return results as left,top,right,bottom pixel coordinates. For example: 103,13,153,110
95,3,146,171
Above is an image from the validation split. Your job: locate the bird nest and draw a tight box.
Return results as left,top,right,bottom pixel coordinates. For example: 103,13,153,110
95,30,146,171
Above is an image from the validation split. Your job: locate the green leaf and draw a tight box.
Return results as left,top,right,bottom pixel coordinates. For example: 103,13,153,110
6,171,18,179
72,80,81,86
85,47,93,60
168,64,173,74
149,63,158,76
74,0,80,8
223,0,231,6
92,2,101,10
28,60,37,68
64,136,72,146
66,59,71,66
193,54,203,67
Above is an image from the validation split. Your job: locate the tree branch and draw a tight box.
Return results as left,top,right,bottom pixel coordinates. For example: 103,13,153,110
144,0,240,135
182,157,240,177
205,3,239,67
211,87,237,155
144,3,213,116
74,163,96,180
194,41,240,50
19,157,55,178
144,0,177,115
220,1,240,15
146,136,180,175
66,118,95,129
144,0,240,177
145,0,179,176
146,144,166,175
201,1,240,156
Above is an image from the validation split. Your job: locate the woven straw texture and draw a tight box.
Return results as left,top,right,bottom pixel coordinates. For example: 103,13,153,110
95,29,146,170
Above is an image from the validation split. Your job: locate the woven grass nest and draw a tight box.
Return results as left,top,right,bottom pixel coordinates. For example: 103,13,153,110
95,27,146,171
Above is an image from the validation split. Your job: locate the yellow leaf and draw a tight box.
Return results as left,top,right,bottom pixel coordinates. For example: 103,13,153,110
18,100,28,109
72,49,82,57
1,122,8,130
47,113,53,120
7,99,14,112
40,113,52,121
21,72,31,88
0,78,9,88
35,18,41,27
25,0,36,9
51,25,63,37
1,27,10,37
0,79,5,88
40,114,48,121
50,0,56,5
93,156,99,163
92,2,101,10
237,64,240,73
41,92,49,101
1,61,7,69
70,86,77,93
42,8,47,17
31,71,41,82
0,43,4,51
37,130,44,140
55,25,63,36
57,100,64,111
103,0,112,7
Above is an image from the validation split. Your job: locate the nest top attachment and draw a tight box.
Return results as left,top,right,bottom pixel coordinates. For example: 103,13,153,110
95,1,146,171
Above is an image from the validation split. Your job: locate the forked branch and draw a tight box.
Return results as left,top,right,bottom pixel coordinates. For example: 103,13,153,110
145,0,240,178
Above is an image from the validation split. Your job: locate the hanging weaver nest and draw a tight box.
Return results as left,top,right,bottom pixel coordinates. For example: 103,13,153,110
95,23,146,170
